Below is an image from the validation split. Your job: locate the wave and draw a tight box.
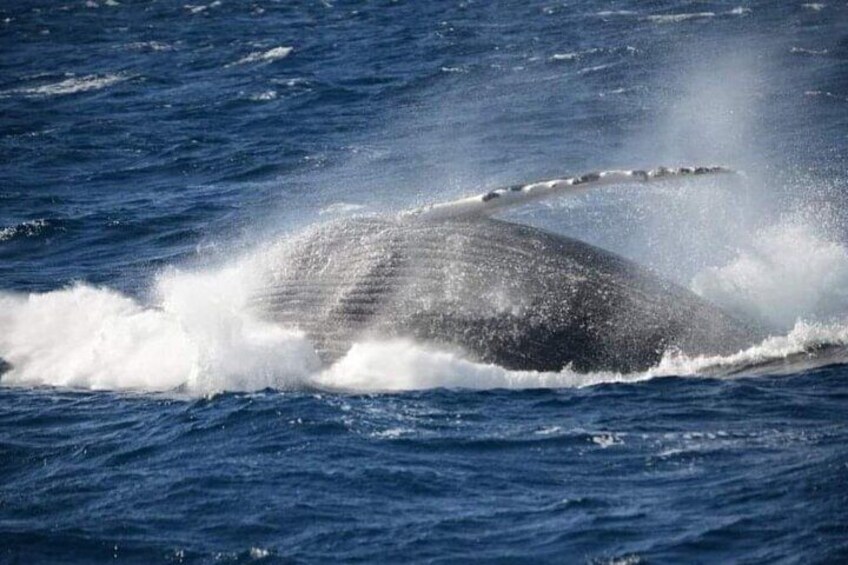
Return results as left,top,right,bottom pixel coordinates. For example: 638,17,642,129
653,321,848,378
229,46,293,67
248,90,278,101
550,46,637,63
2,74,127,98
805,90,848,103
125,41,174,52
645,12,716,24
3,74,127,97
184,1,222,14
644,8,749,25
595,10,638,17
790,47,829,56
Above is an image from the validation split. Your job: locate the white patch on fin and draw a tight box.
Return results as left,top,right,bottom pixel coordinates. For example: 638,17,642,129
401,166,735,221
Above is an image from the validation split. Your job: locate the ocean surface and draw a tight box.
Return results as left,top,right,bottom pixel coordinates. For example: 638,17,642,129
2,0,848,562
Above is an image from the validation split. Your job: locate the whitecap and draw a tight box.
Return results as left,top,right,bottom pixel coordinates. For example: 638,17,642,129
0,219,52,242
249,548,270,559
578,63,615,74
728,6,751,15
230,46,293,66
591,433,624,448
595,10,638,17
645,12,715,24
805,90,848,102
790,46,828,56
599,87,634,97
249,90,278,101
551,52,579,62
126,41,173,52
5,74,127,97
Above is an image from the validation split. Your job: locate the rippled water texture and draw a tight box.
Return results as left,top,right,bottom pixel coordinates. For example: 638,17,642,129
2,0,847,562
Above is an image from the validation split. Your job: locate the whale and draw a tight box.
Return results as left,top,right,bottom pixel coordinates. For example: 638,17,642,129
250,166,763,373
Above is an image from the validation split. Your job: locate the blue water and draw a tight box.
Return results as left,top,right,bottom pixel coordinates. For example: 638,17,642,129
2,0,848,562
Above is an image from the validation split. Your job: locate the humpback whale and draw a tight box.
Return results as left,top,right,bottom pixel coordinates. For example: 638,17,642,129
251,166,762,373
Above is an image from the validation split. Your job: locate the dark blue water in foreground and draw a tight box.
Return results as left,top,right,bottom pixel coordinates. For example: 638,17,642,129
2,1,848,562
3,373,848,563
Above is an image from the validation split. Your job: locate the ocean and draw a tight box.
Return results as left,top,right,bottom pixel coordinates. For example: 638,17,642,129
1,0,847,562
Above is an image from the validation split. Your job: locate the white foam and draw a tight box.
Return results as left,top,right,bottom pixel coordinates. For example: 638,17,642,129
805,90,847,102
645,12,715,24
791,47,828,56
599,87,635,97
645,7,749,22
249,90,278,101
0,219,51,242
126,41,173,52
5,74,126,97
729,7,751,15
802,3,826,11
595,10,638,17
0,265,320,394
578,63,615,75
231,46,293,66
550,46,636,63
2,270,846,395
591,433,624,448
313,340,648,393
551,52,581,62
651,320,848,377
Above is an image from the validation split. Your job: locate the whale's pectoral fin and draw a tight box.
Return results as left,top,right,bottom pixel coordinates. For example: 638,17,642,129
402,165,735,221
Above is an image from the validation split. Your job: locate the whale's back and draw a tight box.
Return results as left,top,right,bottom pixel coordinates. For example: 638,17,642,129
251,217,759,372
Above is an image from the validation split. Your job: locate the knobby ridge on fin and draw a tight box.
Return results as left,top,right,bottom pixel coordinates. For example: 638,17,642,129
401,165,735,221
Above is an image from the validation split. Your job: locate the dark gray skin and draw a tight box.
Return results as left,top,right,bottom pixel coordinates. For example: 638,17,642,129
250,216,762,373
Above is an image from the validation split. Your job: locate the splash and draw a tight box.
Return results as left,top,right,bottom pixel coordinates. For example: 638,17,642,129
314,340,648,393
692,220,848,330
2,257,846,396
0,265,320,394
652,320,848,377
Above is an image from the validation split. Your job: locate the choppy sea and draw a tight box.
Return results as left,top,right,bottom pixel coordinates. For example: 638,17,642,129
2,1,848,562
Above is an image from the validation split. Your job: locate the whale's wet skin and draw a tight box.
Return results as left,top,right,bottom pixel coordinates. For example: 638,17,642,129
253,215,759,373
